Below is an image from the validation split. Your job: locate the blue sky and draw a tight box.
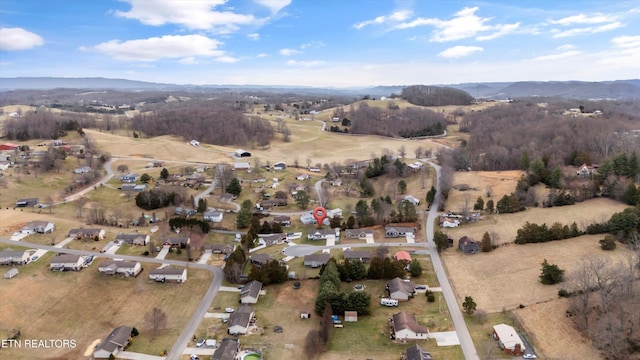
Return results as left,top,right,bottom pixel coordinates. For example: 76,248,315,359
0,0,638,87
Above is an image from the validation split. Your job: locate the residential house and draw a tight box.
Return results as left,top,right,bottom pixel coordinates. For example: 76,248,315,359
343,250,372,263
387,277,416,301
69,228,105,240
404,195,421,205
115,233,150,246
93,326,132,359
235,149,251,157
493,324,525,356
249,253,272,268
260,198,287,208
296,173,309,181
408,162,424,171
273,161,286,170
330,178,342,187
239,280,263,304
394,251,412,263
120,173,138,183
385,225,415,238
392,312,429,340
219,193,236,203
258,233,287,246
234,162,251,171
162,237,190,248
441,218,460,228
21,220,55,234
405,344,433,360
273,215,291,227
205,243,235,254
212,338,240,360
344,228,374,240
133,184,147,192
204,211,224,222
15,198,39,207
303,253,331,268
98,261,142,277
4,268,19,279
73,166,92,174
458,236,480,254
308,228,340,241
50,254,84,271
228,305,254,335
0,142,19,151
577,163,592,177
148,267,187,283
0,250,29,265
119,183,137,192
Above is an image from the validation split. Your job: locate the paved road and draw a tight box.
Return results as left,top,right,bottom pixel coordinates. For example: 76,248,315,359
424,160,479,360
0,237,223,360
283,241,428,257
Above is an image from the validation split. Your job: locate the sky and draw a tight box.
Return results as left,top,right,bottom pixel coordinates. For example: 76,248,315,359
0,0,639,87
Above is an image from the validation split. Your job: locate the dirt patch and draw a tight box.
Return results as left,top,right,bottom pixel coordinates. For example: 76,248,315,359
446,171,524,213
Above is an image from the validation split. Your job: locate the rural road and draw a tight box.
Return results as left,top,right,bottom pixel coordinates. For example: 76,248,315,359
424,161,479,360
283,241,428,257
0,237,222,360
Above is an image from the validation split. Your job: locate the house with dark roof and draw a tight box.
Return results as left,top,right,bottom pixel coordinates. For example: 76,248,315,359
228,305,254,335
392,312,429,340
249,253,272,268
385,225,415,238
406,344,433,360
387,277,416,301
458,236,480,254
273,215,291,227
50,254,84,271
343,250,372,263
205,243,235,254
116,233,150,246
93,326,132,359
212,338,240,360
344,228,374,239
240,280,263,304
162,236,190,248
258,233,287,246
304,253,331,268
69,228,105,240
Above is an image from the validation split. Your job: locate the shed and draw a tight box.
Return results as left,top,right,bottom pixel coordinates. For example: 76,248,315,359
300,310,311,319
344,311,358,322
4,268,19,279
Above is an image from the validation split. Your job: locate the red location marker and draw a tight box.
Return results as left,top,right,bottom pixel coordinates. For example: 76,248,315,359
312,206,327,228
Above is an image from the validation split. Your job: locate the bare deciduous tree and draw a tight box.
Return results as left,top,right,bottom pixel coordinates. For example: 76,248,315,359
145,307,168,339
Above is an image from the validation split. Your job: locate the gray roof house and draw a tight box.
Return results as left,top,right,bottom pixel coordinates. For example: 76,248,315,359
204,211,224,222
212,338,240,360
304,253,331,268
387,277,416,301
148,267,187,283
98,261,142,277
406,344,433,360
343,250,372,263
50,254,84,271
385,225,415,238
249,253,272,268
69,228,105,240
308,228,340,241
240,280,263,304
228,305,254,335
459,236,480,254
115,233,150,246
21,220,55,234
392,312,429,340
0,250,29,265
93,326,132,359
205,243,235,254
344,228,374,239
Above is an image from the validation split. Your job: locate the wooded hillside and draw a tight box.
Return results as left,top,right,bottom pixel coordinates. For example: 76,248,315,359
401,85,474,106
349,103,446,138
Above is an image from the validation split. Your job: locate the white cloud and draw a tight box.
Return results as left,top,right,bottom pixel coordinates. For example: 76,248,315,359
556,44,576,51
215,55,239,63
438,45,483,59
113,0,257,33
286,59,324,67
257,53,269,57
93,34,224,61
396,7,518,43
300,40,325,50
532,50,581,61
353,10,413,29
247,33,260,40
279,48,301,56
0,27,44,51
254,0,291,13
552,22,623,38
611,35,640,48
476,22,520,41
549,13,619,26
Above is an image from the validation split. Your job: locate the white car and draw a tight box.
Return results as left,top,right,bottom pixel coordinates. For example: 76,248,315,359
523,354,537,359
195,339,205,347
225,307,235,313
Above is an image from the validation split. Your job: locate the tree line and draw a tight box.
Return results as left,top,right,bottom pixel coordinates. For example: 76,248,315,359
348,103,447,138
400,85,474,106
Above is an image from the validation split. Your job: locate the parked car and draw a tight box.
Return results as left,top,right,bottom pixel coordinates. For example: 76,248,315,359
225,307,235,313
195,339,205,347
523,354,537,359
31,256,39,261
190,355,200,360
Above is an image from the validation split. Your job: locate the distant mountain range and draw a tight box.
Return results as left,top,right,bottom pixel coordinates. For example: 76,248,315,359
1,77,639,100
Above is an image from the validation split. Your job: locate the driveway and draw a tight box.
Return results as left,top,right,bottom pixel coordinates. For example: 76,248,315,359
197,252,212,265
155,246,170,259
116,351,166,360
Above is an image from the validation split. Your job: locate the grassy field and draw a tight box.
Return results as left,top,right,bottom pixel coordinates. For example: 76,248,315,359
0,262,211,360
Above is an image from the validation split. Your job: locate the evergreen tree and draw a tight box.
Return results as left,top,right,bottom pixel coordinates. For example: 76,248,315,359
539,259,565,285
481,231,492,252
408,259,423,277
160,168,169,180
463,296,477,315
226,178,242,196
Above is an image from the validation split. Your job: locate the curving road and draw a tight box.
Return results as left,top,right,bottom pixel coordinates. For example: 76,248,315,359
424,160,479,360
0,237,223,360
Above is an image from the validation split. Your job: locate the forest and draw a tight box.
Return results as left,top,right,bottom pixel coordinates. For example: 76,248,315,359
400,85,474,106
349,103,447,138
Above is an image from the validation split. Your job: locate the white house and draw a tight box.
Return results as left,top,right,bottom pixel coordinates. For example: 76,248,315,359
296,173,309,181
0,161,10,171
234,162,251,171
493,324,526,355
50,254,84,271
149,267,187,283
115,233,150,246
228,305,254,335
98,261,142,277
392,312,429,340
204,211,224,222
239,280,263,304
21,220,55,234
308,228,340,241
0,250,29,265
404,195,421,206
442,219,460,228
273,161,286,170
387,277,416,301
73,166,92,174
